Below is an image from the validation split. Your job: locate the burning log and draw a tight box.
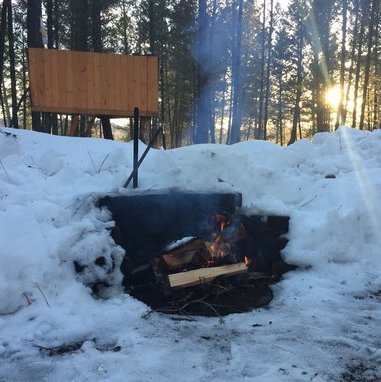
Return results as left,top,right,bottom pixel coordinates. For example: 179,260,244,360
168,262,248,289
159,214,249,289
161,238,210,272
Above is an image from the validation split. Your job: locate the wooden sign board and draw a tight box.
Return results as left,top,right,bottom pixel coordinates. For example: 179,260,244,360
28,48,159,117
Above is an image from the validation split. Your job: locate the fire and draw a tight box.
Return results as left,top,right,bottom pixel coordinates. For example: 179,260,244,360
161,213,251,273
209,239,230,260
212,213,230,232
206,214,230,263
208,213,251,268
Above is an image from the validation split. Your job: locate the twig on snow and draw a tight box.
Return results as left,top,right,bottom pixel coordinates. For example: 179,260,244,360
72,193,94,217
0,160,10,180
97,153,110,173
300,195,317,208
87,151,109,174
87,150,97,173
182,300,225,324
142,295,225,324
34,282,50,307
23,292,36,306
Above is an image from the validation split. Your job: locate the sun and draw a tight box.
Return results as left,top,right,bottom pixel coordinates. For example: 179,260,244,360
325,86,341,109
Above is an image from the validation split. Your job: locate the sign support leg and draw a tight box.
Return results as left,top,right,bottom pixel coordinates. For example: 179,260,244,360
133,107,139,189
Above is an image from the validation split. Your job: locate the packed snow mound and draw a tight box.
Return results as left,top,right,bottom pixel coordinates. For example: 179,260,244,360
0,129,127,315
1,126,381,314
0,127,381,382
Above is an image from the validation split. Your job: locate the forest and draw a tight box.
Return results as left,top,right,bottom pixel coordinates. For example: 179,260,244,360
1,0,380,147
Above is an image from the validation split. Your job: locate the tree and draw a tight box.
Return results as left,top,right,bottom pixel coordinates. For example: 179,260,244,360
308,0,335,133
343,0,360,124
272,26,290,145
263,0,274,141
7,0,18,128
359,0,378,130
0,0,379,142
0,2,7,126
256,0,266,139
229,0,244,144
288,3,305,145
194,0,211,143
27,0,43,132
335,0,348,129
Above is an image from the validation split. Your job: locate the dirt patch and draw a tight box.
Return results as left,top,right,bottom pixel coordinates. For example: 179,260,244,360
341,361,381,382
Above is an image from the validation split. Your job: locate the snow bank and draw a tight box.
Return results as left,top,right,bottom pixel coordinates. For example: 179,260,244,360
0,126,380,381
0,129,127,315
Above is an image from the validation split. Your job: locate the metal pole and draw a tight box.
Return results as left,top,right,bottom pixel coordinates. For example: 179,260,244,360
123,123,162,189
133,107,139,188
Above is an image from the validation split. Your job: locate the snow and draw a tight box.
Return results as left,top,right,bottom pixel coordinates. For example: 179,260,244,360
0,126,380,381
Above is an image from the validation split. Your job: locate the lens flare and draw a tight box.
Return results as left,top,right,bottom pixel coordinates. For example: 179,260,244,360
325,86,341,110
340,128,381,248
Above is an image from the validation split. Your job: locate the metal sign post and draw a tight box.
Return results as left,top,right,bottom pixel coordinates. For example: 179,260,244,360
133,107,139,189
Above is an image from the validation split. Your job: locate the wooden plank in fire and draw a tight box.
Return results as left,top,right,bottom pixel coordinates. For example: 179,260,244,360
168,262,248,289
161,237,209,272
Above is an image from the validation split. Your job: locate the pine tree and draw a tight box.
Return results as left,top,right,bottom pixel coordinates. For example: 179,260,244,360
194,0,211,144
27,0,44,132
308,0,335,132
229,0,244,144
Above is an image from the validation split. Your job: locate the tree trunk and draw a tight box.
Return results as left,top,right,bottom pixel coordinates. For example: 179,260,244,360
91,0,113,140
372,12,380,130
47,0,54,49
257,0,266,139
53,0,60,48
352,3,367,128
195,0,211,143
100,116,113,140
226,78,233,144
7,1,18,128
310,0,333,132
46,0,58,133
263,0,274,140
277,71,283,146
359,0,377,130
229,0,244,144
27,0,43,132
91,0,102,52
71,0,89,51
121,0,129,54
288,30,303,146
22,42,27,128
160,56,166,149
0,88,6,126
0,1,7,125
335,0,347,129
148,0,155,54
343,0,360,123
208,0,217,144
2,80,10,123
219,74,227,144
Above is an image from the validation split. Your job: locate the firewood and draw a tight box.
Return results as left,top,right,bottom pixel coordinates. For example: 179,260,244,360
162,250,202,271
168,262,248,289
161,238,210,271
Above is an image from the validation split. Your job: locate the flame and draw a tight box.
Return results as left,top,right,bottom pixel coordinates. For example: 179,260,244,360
208,214,231,264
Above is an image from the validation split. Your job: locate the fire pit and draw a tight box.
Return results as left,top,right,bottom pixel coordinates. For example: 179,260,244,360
98,191,295,317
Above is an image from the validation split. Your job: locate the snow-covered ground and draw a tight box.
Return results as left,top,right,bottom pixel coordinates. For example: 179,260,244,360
0,127,380,381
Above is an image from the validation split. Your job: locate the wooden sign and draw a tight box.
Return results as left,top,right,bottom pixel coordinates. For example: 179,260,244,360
27,48,159,117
